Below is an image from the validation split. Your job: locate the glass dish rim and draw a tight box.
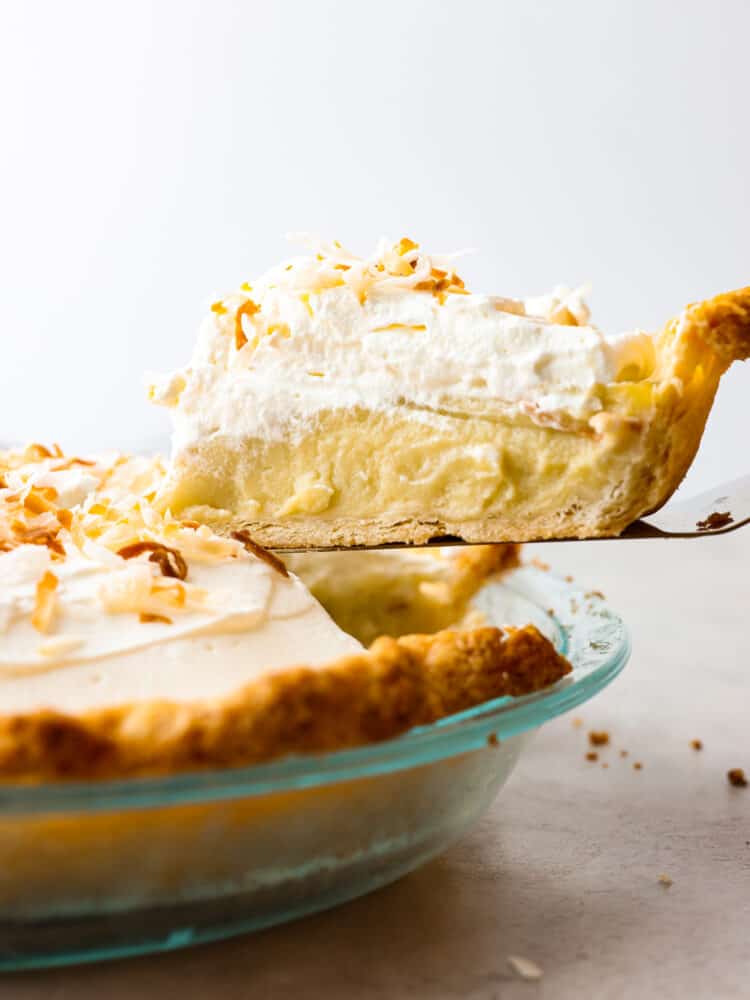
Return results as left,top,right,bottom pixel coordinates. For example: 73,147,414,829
0,566,630,816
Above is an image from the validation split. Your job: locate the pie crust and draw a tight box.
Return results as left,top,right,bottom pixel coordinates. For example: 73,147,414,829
0,624,569,781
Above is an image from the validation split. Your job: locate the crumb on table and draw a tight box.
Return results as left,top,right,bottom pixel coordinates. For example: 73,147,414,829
507,955,543,981
585,751,599,762
690,739,703,751
696,510,733,531
589,730,610,747
728,768,748,788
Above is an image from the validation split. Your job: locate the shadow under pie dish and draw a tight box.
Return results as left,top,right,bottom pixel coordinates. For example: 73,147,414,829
149,235,750,548
0,446,568,782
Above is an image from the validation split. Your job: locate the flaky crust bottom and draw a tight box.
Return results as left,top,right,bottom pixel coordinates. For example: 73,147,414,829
227,513,622,548
0,625,569,782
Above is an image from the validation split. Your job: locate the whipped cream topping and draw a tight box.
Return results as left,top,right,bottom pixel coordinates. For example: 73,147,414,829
149,236,656,447
0,447,361,711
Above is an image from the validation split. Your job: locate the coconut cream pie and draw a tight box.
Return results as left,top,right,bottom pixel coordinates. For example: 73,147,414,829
150,236,750,548
0,445,567,781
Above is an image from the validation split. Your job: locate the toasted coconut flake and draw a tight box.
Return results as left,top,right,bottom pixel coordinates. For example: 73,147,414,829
397,236,419,255
31,570,58,633
38,636,84,658
525,285,592,327
57,508,73,530
150,576,210,611
167,524,239,563
493,297,526,316
117,540,188,581
231,530,289,577
23,490,57,516
24,443,55,462
139,612,173,625
151,577,188,608
49,456,96,471
99,562,154,614
100,560,208,618
550,305,579,326
43,534,66,558
235,298,261,350
371,323,427,333
248,235,473,305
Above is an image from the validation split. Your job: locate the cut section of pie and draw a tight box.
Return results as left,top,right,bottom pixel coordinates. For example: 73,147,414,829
150,236,749,548
0,446,567,780
285,544,520,647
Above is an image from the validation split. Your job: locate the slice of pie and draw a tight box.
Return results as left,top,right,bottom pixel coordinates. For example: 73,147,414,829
0,445,567,780
150,236,749,548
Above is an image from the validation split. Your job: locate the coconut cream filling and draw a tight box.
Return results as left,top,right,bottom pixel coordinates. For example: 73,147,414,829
0,450,362,712
0,544,361,712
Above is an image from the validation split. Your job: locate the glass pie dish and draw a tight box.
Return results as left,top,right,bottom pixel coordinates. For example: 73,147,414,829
0,565,629,970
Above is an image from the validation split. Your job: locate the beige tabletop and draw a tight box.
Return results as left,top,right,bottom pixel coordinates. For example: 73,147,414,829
3,532,749,999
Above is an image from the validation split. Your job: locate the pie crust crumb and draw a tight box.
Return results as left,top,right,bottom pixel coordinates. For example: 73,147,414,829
507,955,543,981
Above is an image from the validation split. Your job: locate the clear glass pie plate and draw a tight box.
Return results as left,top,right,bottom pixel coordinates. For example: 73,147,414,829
0,565,629,970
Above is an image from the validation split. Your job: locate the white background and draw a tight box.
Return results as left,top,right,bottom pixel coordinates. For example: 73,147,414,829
1,0,747,497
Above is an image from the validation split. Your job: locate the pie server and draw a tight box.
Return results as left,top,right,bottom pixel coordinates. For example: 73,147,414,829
281,474,750,551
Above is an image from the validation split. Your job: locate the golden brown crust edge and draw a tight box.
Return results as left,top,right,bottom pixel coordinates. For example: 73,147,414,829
684,286,750,366
0,625,569,782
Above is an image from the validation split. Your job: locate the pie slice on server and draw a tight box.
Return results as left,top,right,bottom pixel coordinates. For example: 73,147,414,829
150,236,749,549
